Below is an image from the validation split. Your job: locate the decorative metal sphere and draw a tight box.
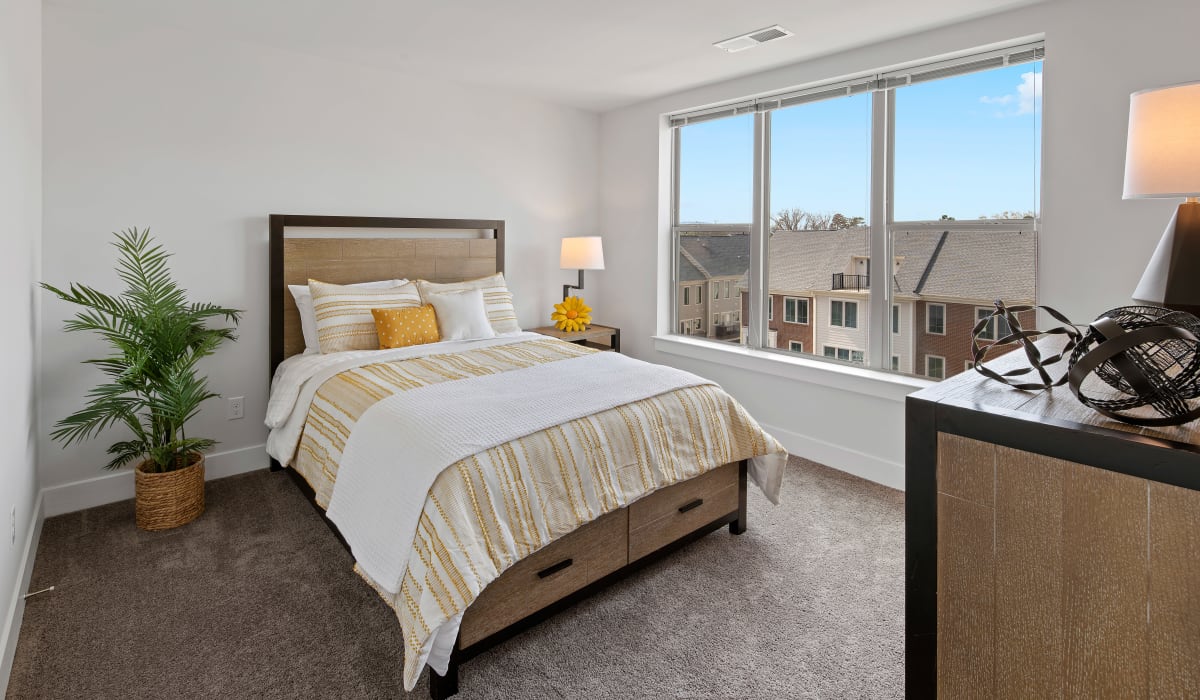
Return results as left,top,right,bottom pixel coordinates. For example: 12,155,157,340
972,300,1081,390
1067,305,1200,426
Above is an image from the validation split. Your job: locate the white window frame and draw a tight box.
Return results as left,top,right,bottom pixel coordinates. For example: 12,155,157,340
975,306,1011,341
683,286,691,307
926,303,946,336
784,296,810,325
823,345,864,364
830,299,858,329
712,281,720,299
892,304,900,335
964,360,975,372
789,341,804,352
669,39,1043,374
696,285,704,305
926,354,946,379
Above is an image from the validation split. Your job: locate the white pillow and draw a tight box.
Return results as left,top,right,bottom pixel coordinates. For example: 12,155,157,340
289,279,406,353
416,273,520,335
425,289,497,342
309,279,423,353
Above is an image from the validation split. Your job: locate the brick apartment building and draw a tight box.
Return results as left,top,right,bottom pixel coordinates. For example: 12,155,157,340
711,227,1037,379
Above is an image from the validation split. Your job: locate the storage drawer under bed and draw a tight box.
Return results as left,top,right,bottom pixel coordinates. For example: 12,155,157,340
628,462,741,562
458,507,628,647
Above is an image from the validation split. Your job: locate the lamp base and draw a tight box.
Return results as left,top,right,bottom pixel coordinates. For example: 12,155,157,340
1132,200,1200,313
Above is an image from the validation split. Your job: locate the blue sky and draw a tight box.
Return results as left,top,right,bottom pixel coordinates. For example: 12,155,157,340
678,62,1042,224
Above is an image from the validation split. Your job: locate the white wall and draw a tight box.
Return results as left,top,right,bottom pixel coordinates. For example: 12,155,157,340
599,0,1199,488
0,0,42,686
41,6,600,510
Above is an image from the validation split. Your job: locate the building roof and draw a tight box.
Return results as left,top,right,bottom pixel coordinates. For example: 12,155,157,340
679,234,752,281
764,227,1036,304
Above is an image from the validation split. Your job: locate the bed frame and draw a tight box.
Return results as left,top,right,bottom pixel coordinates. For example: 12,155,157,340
267,214,747,699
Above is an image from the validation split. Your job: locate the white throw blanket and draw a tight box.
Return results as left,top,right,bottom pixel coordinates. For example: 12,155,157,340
325,350,721,597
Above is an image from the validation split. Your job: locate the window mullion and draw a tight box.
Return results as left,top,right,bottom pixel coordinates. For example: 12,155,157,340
866,89,891,370
669,127,681,336
749,111,770,350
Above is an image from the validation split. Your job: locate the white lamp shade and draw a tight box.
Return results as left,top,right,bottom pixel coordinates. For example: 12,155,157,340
1123,81,1200,199
560,236,605,270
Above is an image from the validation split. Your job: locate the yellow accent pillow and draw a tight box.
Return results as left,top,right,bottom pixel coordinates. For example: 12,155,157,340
372,305,441,349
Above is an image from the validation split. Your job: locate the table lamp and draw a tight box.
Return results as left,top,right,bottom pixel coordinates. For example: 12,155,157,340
560,236,605,300
1124,80,1200,315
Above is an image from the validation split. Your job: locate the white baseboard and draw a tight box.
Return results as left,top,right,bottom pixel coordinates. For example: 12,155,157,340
0,491,44,695
41,444,269,518
761,422,905,491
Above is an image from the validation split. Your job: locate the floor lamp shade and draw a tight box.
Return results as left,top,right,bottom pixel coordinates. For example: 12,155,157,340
1124,81,1200,312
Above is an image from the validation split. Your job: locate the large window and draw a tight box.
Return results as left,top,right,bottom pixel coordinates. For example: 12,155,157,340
830,300,858,329
975,306,1012,341
671,41,1042,379
784,297,809,324
926,304,946,335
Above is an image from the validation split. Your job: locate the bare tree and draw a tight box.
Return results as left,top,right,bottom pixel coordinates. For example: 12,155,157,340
979,210,1036,220
772,208,865,231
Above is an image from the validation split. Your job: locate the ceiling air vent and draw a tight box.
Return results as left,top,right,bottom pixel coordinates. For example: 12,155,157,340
713,25,794,53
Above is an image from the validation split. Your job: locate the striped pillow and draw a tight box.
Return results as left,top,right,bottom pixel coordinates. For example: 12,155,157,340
416,273,520,335
309,279,422,353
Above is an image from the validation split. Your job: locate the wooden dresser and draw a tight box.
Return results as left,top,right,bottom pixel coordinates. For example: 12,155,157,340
906,347,1200,698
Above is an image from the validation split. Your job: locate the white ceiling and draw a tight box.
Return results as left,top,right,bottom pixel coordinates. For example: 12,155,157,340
48,0,1049,111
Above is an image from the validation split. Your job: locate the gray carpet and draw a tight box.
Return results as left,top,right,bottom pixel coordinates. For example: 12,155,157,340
6,457,903,699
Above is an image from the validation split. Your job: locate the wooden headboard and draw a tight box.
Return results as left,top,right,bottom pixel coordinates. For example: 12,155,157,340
269,215,505,375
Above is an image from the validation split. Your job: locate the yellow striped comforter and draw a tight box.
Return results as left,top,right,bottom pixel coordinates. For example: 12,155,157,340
291,337,784,689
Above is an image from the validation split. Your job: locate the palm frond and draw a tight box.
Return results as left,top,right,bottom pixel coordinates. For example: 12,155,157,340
42,229,242,472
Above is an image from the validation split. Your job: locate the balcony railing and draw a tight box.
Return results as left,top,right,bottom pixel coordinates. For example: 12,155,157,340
832,273,869,291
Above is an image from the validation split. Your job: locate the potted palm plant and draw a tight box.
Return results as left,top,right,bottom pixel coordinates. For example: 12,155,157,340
42,229,241,531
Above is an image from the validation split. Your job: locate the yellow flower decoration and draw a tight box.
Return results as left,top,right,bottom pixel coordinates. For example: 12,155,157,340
552,296,592,332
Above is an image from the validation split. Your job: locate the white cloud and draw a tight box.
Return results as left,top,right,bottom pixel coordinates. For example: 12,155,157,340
980,71,1042,116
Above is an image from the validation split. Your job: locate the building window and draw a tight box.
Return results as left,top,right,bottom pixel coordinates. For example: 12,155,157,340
892,355,900,371
724,280,732,298
965,360,975,372
823,346,864,364
696,285,704,305
789,341,804,352
926,355,946,379
975,306,1012,341
926,304,946,335
670,42,1041,371
830,300,858,329
682,286,690,306
784,297,809,324
711,281,720,299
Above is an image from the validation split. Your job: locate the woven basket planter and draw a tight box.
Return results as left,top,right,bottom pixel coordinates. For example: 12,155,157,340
134,454,205,531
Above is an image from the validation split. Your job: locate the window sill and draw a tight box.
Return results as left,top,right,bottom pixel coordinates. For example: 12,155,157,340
652,334,934,403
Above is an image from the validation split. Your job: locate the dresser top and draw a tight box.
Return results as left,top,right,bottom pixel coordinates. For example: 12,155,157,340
911,336,1200,450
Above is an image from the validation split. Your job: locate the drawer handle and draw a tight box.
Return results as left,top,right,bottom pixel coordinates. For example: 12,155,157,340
537,558,574,579
678,498,704,514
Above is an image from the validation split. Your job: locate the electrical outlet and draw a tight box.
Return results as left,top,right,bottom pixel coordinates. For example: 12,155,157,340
226,396,245,421
9,506,15,547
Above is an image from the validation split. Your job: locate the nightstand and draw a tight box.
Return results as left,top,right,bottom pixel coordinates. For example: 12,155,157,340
531,324,620,353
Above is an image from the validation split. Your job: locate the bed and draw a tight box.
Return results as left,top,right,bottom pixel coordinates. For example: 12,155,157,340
265,215,787,698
